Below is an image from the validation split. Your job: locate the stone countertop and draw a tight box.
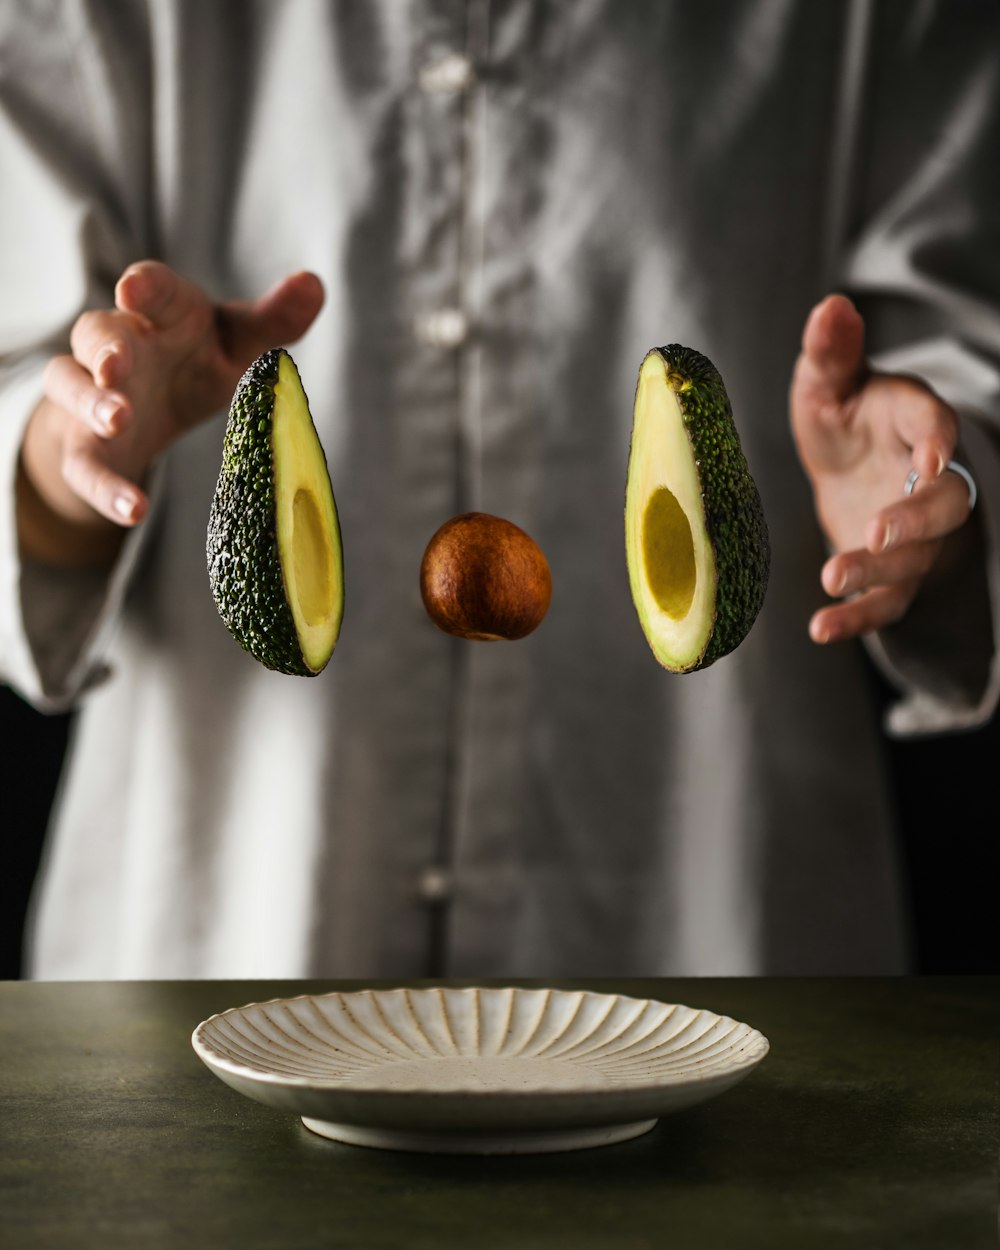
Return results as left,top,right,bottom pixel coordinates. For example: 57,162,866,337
1,976,997,1249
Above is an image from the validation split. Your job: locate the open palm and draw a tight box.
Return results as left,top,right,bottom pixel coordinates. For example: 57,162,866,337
791,295,972,642
41,260,324,526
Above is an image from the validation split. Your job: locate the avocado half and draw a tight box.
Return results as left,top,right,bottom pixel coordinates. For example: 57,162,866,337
625,345,769,673
207,348,344,675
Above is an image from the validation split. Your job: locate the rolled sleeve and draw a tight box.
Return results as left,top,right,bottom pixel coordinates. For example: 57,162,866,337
0,2,156,711
0,356,164,711
868,410,1000,736
836,0,1000,735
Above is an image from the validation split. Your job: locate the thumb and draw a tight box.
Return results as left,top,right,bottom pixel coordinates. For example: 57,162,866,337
218,271,325,364
792,293,866,420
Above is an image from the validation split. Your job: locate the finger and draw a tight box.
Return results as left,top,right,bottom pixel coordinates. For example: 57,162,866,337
115,259,206,331
865,470,973,553
793,293,867,417
866,374,958,479
912,433,952,482
61,428,148,527
69,310,137,385
821,539,941,599
42,355,132,438
217,271,325,363
810,581,919,644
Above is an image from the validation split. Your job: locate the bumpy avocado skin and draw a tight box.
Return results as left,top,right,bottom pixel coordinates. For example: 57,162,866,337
654,344,770,670
206,348,313,676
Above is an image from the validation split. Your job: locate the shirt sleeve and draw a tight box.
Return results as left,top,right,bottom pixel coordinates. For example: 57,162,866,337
0,0,154,711
836,0,1000,734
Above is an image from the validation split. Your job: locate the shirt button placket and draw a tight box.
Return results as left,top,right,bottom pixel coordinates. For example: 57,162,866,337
416,865,454,905
409,25,477,969
413,45,475,354
413,306,469,349
418,50,475,95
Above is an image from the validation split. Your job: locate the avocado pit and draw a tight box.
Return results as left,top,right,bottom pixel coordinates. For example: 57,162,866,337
420,512,552,641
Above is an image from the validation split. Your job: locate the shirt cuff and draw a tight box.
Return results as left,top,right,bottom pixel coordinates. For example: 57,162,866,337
869,411,1000,736
0,356,162,711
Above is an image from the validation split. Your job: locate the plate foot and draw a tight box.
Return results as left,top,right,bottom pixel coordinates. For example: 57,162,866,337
301,1116,658,1155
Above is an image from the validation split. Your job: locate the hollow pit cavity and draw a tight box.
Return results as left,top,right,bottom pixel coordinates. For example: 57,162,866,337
292,488,333,625
642,487,696,619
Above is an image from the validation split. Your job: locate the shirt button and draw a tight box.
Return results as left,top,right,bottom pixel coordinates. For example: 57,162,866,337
416,866,454,904
414,307,469,349
419,52,475,94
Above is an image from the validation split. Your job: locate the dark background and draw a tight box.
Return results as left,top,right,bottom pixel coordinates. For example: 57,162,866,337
2,660,998,979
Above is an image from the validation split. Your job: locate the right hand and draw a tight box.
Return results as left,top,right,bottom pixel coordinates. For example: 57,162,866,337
790,294,969,645
26,260,324,530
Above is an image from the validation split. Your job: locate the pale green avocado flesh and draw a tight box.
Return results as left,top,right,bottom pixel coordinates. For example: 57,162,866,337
625,346,769,673
207,349,344,676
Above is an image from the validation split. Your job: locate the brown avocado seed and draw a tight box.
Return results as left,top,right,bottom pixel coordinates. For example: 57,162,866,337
419,512,552,641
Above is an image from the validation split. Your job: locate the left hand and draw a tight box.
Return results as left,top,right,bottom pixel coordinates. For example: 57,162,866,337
790,294,975,644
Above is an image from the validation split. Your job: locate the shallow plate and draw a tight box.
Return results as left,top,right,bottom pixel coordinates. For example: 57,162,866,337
192,986,768,1154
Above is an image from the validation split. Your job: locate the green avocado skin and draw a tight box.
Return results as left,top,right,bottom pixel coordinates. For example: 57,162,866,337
206,348,313,676
653,344,771,670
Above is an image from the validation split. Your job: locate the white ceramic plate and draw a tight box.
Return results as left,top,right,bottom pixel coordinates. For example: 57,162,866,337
192,986,769,1154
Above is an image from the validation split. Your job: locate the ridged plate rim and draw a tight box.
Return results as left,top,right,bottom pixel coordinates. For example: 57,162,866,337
191,985,769,1099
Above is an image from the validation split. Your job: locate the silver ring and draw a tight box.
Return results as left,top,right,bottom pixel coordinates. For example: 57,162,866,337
903,460,977,511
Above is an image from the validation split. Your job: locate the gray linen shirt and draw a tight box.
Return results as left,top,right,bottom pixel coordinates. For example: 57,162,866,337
2,0,999,978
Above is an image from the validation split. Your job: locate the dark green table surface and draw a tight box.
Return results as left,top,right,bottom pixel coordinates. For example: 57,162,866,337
1,977,998,1249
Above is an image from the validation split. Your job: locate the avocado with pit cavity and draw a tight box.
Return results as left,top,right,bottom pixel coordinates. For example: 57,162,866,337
625,345,769,672
207,348,344,675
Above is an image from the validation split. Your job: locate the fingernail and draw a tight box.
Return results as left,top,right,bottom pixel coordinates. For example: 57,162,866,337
880,522,895,552
935,452,946,477
839,567,862,596
113,493,135,521
95,396,120,432
95,344,121,384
